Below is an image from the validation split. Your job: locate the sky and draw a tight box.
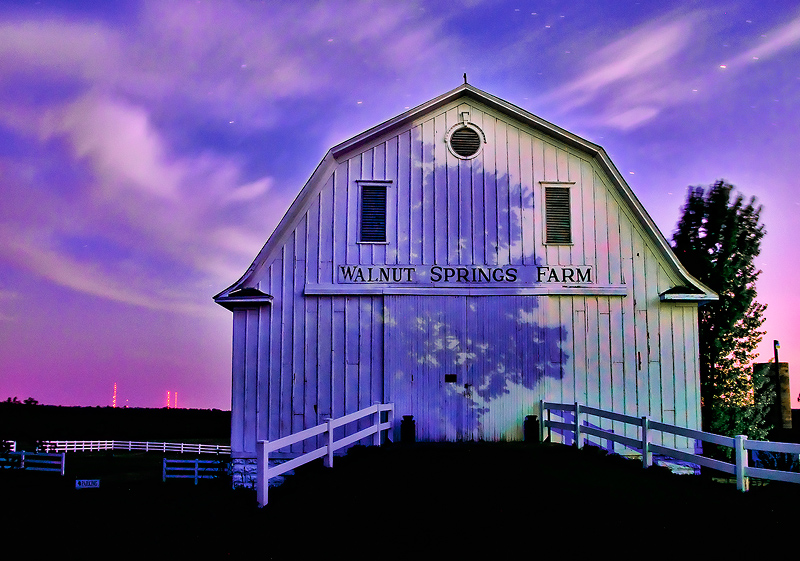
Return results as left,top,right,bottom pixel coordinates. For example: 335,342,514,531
1,0,799,410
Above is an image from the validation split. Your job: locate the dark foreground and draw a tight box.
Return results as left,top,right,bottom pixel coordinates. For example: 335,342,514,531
2,442,796,559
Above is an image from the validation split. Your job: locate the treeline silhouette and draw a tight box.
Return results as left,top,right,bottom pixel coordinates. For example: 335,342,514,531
0,402,230,447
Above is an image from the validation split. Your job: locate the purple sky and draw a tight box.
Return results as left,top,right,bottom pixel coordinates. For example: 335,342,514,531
1,1,799,410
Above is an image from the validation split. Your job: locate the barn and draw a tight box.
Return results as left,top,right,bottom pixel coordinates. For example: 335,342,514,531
214,83,717,484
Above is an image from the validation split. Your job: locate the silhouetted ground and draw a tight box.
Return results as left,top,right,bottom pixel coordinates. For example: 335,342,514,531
2,443,796,559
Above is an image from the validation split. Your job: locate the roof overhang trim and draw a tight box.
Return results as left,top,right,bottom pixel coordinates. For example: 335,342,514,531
659,291,719,303
213,287,273,310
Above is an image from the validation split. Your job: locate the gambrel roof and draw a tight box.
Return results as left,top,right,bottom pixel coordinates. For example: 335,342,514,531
214,83,716,305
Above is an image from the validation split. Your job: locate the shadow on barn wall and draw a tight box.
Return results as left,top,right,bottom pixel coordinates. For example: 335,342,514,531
382,133,570,441
386,294,569,442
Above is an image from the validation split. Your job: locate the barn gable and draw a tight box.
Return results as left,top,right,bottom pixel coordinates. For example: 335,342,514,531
215,84,716,467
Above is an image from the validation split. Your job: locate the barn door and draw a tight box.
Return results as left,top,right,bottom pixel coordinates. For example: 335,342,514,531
385,295,480,442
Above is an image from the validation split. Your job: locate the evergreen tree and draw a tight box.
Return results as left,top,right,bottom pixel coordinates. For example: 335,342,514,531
671,180,772,441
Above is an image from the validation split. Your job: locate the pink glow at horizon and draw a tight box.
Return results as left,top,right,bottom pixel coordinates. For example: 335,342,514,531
2,1,800,410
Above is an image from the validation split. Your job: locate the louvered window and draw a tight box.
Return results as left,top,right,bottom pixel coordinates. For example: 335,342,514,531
449,127,482,157
545,186,571,244
360,185,387,243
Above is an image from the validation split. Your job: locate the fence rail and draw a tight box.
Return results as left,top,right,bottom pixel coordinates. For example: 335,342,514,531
162,458,225,484
42,440,230,455
257,402,394,506
540,400,800,491
0,451,65,475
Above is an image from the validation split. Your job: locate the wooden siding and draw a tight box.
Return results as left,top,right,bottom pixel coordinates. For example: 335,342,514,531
233,98,701,456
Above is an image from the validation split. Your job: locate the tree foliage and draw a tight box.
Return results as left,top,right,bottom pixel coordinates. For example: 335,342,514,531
671,180,771,440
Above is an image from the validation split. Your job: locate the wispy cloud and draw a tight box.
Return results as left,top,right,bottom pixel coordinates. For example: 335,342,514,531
0,2,450,314
40,95,183,200
0,225,215,317
0,19,120,81
553,17,694,111
1,91,286,313
728,13,800,66
19,94,283,300
541,11,703,130
543,9,800,131
0,289,17,322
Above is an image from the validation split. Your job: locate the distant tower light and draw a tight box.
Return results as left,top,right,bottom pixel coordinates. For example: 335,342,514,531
167,391,171,409
113,383,117,408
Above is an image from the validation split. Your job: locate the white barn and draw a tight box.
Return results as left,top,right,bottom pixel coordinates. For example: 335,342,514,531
215,84,716,483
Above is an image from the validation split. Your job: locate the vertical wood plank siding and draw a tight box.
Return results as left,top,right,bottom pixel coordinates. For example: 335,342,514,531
241,100,699,455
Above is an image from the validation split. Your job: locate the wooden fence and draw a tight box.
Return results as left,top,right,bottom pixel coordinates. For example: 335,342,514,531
257,402,394,506
0,451,65,475
42,440,230,455
540,400,800,491
162,458,226,484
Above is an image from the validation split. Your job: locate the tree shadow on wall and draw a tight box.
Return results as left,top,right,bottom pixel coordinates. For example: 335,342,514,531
381,118,572,440
387,294,569,441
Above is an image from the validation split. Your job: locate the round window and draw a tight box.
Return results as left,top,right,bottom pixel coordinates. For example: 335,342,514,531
449,126,482,158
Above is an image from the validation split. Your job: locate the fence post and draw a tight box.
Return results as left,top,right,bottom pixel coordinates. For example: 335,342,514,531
641,417,651,468
325,418,335,468
373,402,381,446
162,458,167,482
390,404,395,444
735,435,749,492
194,459,199,485
60,453,65,476
20,451,25,470
538,400,545,443
257,440,269,507
574,402,582,448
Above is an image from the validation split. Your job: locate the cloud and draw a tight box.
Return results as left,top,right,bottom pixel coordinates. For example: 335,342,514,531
40,94,183,199
223,177,274,203
540,12,703,130
541,9,800,131
0,3,451,128
553,17,694,111
2,92,285,312
729,13,800,66
0,224,214,317
0,2,452,314
0,289,17,322
125,2,451,126
0,19,120,82
602,106,661,130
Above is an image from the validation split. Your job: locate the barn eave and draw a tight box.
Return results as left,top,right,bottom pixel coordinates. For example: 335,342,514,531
213,286,273,311
660,286,719,304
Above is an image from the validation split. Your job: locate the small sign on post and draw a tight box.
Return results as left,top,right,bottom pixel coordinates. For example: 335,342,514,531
75,479,100,489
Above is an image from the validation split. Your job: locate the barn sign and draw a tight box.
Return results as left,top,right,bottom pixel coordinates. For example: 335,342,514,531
215,83,717,487
336,265,593,285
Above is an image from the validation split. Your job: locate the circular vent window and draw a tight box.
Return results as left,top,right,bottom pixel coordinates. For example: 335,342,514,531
449,126,482,158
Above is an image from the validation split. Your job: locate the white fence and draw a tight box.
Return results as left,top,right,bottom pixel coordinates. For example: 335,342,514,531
163,458,226,484
540,400,800,491
0,451,65,475
257,402,395,506
2,440,16,452
42,440,230,455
